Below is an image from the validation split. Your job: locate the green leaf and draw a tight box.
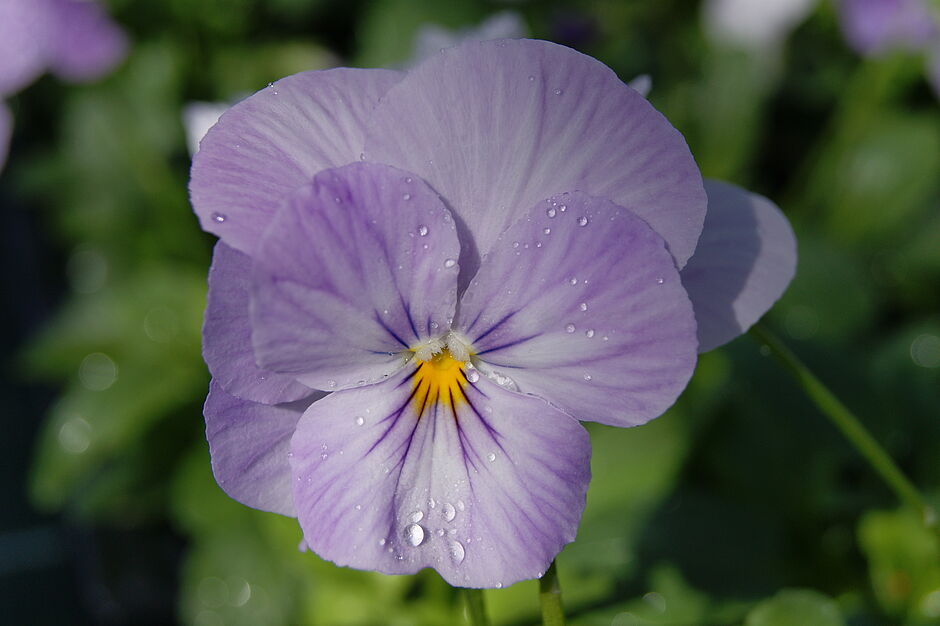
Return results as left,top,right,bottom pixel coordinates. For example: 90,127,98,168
745,589,844,626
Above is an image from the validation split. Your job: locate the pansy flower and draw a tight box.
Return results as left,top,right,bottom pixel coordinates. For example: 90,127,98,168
191,39,796,588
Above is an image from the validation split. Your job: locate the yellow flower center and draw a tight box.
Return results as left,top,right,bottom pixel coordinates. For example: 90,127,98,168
412,349,468,415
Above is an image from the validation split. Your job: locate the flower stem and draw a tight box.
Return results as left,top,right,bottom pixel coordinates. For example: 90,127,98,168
464,589,490,626
749,323,936,529
539,561,566,626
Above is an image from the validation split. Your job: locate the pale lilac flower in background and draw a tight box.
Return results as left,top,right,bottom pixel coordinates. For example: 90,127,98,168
183,101,230,157
837,0,940,95
190,39,796,587
409,11,527,66
0,0,127,169
703,0,818,49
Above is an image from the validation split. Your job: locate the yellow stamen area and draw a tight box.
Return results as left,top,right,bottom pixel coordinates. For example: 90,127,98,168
411,349,468,416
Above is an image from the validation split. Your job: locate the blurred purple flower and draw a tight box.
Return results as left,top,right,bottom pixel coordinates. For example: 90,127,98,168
189,39,796,587
838,0,940,95
0,0,126,169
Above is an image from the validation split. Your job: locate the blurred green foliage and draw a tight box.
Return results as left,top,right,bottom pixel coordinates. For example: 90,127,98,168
4,0,939,624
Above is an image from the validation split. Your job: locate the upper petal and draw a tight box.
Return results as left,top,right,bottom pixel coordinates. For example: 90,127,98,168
251,162,461,391
0,0,54,96
205,380,325,517
189,68,402,255
289,365,591,588
680,179,797,352
203,241,314,404
47,0,128,83
456,191,698,428
363,38,706,270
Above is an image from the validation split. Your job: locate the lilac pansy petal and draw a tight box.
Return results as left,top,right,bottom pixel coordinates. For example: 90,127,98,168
251,162,460,391
203,241,314,404
290,367,591,588
190,68,402,256
364,39,706,271
457,191,698,428
0,102,11,171
680,180,797,353
838,0,938,56
48,0,128,83
205,380,325,516
0,0,54,96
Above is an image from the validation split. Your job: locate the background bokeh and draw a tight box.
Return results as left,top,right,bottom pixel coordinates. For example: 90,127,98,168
2,0,939,624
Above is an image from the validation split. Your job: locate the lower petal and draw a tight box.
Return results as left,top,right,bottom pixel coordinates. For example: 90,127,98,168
205,380,325,517
680,180,797,353
289,367,591,588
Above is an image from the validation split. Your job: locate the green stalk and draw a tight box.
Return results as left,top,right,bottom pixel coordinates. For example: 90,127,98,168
464,589,490,626
539,561,566,626
749,323,936,529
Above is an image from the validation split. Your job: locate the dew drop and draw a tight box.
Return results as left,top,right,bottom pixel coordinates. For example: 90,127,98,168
378,538,386,546
583,373,592,381
359,152,366,161
466,370,480,383
211,212,226,223
585,329,595,338
429,498,437,509
568,277,578,285
656,277,664,284
577,216,589,226
559,204,567,212
579,302,588,311
418,225,429,237
527,75,535,82
553,89,563,95
327,380,336,388
320,453,328,460
355,416,365,426
546,207,557,218
444,258,456,268
512,241,520,249
448,540,466,564
408,510,424,523
496,583,503,589
436,528,445,537
334,197,342,204
487,452,496,462
404,524,425,547
543,227,551,235
456,500,465,511
536,241,543,248
442,502,456,522
405,177,413,183
355,504,362,510
565,323,576,333
403,193,411,200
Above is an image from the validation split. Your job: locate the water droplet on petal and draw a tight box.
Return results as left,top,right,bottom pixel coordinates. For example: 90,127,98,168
512,241,520,248
378,538,386,546
327,380,337,389
565,323,576,333
456,500,465,511
444,258,456,268
404,524,425,547
543,227,551,235
568,277,578,285
553,89,563,95
211,212,226,223
449,540,466,564
466,370,480,383
585,329,595,338
487,452,496,462
559,204,567,212
442,502,456,522
355,416,364,426
578,216,589,226
546,207,556,218
359,152,366,161
429,498,437,509
496,583,503,589
403,193,411,200
656,277,664,284
418,225,429,236
583,373,592,381
408,510,424,523
527,75,535,81
579,302,588,311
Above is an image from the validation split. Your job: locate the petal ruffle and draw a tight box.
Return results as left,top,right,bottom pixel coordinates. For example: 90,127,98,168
289,366,591,588
364,39,705,271
680,179,797,352
203,241,314,404
47,0,128,83
456,191,698,427
190,68,402,255
205,380,325,517
251,162,461,391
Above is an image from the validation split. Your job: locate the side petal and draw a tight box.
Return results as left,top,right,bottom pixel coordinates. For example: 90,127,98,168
456,191,698,428
0,0,54,96
203,241,313,404
364,38,705,271
251,162,461,391
680,179,797,352
190,68,402,255
290,367,591,588
48,0,128,83
205,380,325,517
